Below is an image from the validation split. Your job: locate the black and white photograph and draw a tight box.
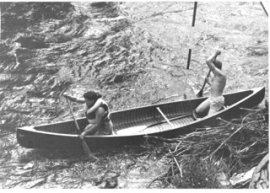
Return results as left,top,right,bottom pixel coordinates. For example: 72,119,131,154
0,0,268,189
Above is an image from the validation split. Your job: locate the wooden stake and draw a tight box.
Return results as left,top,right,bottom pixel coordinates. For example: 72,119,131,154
186,2,198,69
186,48,192,69
192,2,198,27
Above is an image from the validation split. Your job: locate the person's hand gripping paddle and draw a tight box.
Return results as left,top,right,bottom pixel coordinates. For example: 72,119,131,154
196,69,211,97
196,50,221,97
65,96,98,161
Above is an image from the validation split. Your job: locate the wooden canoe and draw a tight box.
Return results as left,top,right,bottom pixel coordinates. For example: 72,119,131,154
17,87,265,150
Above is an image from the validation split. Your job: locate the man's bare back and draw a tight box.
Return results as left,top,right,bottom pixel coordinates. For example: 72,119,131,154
206,50,226,97
210,72,226,97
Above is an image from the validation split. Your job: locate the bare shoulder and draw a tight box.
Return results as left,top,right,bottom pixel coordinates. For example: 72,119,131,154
217,69,226,78
211,66,225,78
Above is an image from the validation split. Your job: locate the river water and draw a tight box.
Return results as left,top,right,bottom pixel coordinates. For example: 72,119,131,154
0,2,268,188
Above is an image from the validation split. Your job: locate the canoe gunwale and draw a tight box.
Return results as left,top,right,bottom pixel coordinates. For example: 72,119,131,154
17,87,265,139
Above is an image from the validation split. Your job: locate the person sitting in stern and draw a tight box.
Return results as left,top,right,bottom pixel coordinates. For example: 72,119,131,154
194,50,227,118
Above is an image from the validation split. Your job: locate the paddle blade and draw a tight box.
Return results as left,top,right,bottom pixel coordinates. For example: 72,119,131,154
81,139,98,161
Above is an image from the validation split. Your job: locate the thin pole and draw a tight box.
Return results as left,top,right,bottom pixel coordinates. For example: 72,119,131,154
260,2,268,17
192,2,198,27
186,2,198,69
187,49,192,69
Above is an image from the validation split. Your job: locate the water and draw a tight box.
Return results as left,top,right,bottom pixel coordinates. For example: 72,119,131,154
0,2,268,188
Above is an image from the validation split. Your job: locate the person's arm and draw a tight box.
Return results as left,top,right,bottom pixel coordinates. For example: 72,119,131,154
206,50,222,76
63,93,85,103
86,98,103,114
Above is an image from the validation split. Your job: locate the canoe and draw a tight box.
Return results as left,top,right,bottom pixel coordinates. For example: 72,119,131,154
17,87,265,150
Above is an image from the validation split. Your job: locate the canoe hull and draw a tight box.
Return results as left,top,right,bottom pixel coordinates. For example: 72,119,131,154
17,87,265,150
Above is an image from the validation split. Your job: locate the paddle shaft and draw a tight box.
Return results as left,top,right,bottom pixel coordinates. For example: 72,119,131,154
66,98,97,160
201,69,211,90
156,107,174,128
197,69,211,97
66,99,82,134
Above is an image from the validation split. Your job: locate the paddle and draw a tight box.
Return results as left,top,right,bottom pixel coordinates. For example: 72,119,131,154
65,98,98,161
196,69,211,97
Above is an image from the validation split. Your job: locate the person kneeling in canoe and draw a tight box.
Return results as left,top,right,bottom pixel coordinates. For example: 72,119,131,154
64,91,116,138
194,50,227,118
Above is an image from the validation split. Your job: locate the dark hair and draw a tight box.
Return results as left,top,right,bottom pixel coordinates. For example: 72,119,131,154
213,60,222,70
83,91,102,102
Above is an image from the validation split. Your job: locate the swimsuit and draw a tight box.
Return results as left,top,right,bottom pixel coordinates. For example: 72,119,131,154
208,96,225,115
